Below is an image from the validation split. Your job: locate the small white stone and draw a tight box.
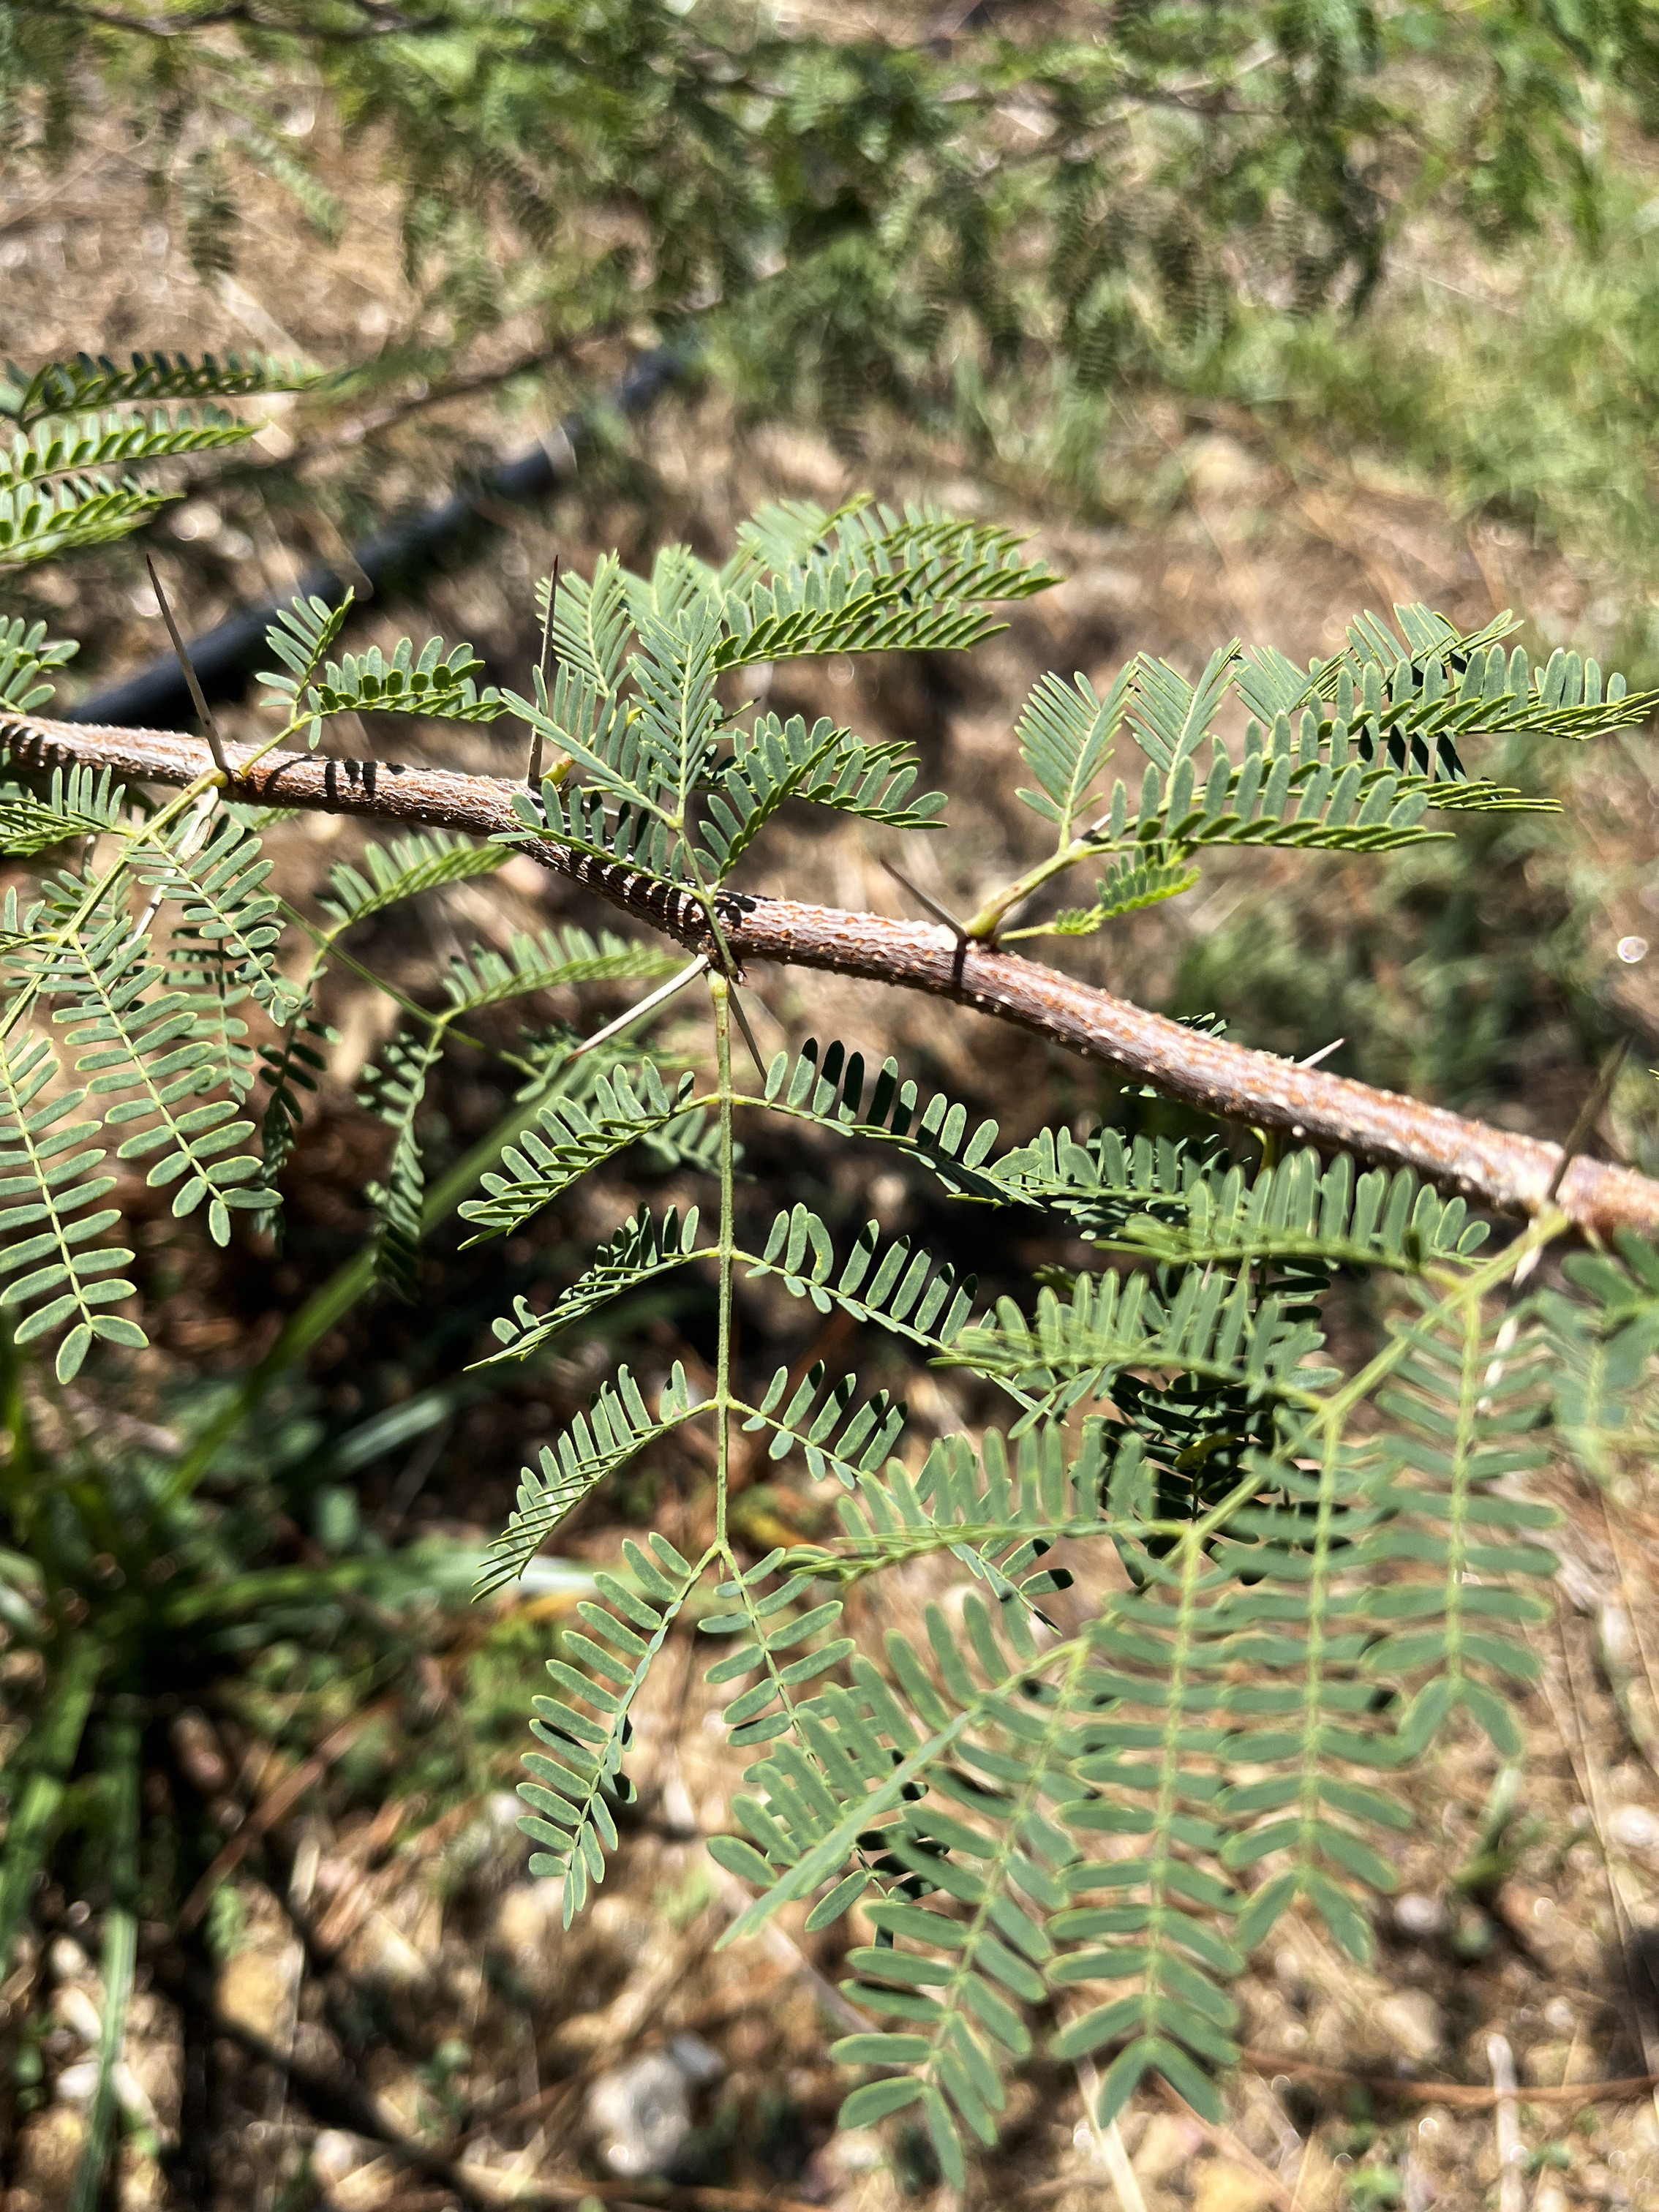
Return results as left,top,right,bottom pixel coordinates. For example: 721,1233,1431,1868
52,1985,102,2046
1393,1891,1444,1937
659,1772,699,1837
588,2051,693,2178
169,500,221,544
54,2061,101,2107
47,1936,93,1985
498,854,549,899
1375,1989,1445,2064
1609,1802,1659,1850
310,2131,369,2184
1618,936,1649,964
111,2062,155,2126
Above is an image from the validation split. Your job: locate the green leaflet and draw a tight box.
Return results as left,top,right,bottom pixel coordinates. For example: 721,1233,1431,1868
258,590,355,732
47,922,264,1247
1363,1290,1557,1760
694,712,945,881
944,1263,1332,1426
1540,1231,1659,1482
0,761,124,857
1127,644,1240,775
1113,1148,1490,1274
519,1535,707,1921
130,812,301,1024
789,1423,1120,1588
316,827,510,925
368,925,693,1292
992,1124,1214,1242
1046,1540,1246,2126
2,348,317,426
751,1039,1004,1201
988,606,1659,944
738,1360,906,1489
478,1205,707,1367
257,1009,331,1189
1212,1431,1413,1963
0,1034,142,1381
0,622,79,722
712,508,1056,672
459,1059,716,1240
745,1205,987,1368
1239,605,1657,756
504,505,1049,889
0,479,176,568
535,553,633,696
279,633,505,748
0,409,252,494
358,1029,443,1302
0,353,299,573
439,926,680,1014
1043,854,1201,938
1014,667,1133,840
279,849,664,1197
159,924,260,1110
700,1552,854,1750
478,1363,700,1597
829,1611,1077,2170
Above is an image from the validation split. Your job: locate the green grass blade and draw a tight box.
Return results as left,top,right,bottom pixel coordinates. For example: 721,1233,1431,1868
0,1635,103,1974
69,1713,140,2212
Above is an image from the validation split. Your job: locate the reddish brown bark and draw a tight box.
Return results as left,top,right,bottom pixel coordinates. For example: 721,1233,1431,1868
10,710,1656,1240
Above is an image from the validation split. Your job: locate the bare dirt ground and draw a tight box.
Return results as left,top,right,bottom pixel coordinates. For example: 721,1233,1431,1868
6,99,1659,2212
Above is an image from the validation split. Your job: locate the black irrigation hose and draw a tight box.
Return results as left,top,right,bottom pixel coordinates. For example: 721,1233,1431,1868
67,345,690,730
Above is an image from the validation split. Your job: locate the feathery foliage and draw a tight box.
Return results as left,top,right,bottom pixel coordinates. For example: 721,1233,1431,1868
519,1533,706,1922
456,507,1638,2169
0,358,632,1372
0,618,75,720
971,613,1655,943
290,635,505,748
1539,1233,1659,1482
4,462,1655,2191
502,499,1028,898
480,1204,707,1367
358,925,680,1297
481,1366,701,1600
12,9,1659,467
0,350,311,572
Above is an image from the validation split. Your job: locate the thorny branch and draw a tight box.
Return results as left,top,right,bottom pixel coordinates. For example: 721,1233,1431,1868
7,708,1658,1241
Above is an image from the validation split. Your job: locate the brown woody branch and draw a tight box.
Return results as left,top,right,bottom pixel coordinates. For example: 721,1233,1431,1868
9,709,1659,1241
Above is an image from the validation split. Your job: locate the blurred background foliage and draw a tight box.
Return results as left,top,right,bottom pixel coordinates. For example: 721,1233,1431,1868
9,4,1659,2208
10,1,1659,603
